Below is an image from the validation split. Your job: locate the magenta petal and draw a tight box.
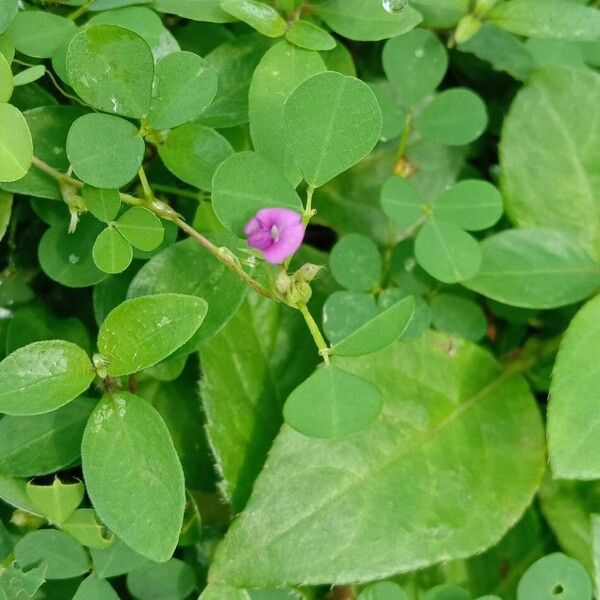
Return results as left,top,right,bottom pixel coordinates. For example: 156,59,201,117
256,207,301,229
247,229,273,251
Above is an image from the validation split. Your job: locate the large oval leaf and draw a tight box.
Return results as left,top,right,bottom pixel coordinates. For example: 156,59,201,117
82,392,185,562
548,296,600,479
0,103,32,183
500,68,600,258
285,72,382,187
463,229,600,309
98,293,208,376
208,332,545,586
0,341,94,416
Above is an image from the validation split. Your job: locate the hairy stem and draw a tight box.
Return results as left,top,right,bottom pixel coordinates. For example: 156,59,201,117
299,304,331,365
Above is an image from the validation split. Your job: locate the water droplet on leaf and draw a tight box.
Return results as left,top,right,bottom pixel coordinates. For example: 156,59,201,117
382,0,408,13
68,254,80,264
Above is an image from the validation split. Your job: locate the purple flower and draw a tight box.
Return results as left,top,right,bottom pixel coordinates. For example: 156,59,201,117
244,208,305,264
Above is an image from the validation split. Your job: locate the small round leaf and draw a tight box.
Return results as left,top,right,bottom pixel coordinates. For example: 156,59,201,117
115,207,164,252
285,21,336,51
383,29,448,107
415,217,482,283
335,296,415,357
381,175,426,228
82,185,121,222
415,88,488,146
93,227,133,274
74,575,120,600
8,11,76,58
285,71,382,187
323,291,379,344
67,113,145,189
158,124,233,191
283,365,382,439
430,294,487,341
433,180,503,231
329,233,382,291
39,216,107,288
148,51,218,130
517,553,592,600
126,558,196,600
67,24,154,118
359,581,407,600
220,0,287,38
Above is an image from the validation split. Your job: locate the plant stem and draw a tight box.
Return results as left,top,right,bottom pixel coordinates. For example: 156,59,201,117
175,219,274,299
138,166,155,202
396,110,413,162
299,304,331,365
303,185,316,224
30,156,273,299
67,0,93,20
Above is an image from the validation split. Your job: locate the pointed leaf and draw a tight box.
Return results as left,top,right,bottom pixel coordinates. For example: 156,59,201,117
98,293,207,376
0,340,94,416
82,392,185,562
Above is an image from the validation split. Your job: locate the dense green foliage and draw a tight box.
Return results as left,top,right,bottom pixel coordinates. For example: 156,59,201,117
0,0,600,598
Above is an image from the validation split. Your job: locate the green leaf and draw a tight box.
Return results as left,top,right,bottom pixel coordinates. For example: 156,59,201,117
0,340,94,416
516,553,592,600
98,293,207,376
0,397,94,477
93,227,133,274
66,113,145,189
62,509,114,550
82,392,185,562
26,479,84,525
158,124,234,191
415,88,488,146
382,29,448,107
0,475,42,515
380,175,426,229
0,0,17,35
500,68,600,258
212,151,303,235
221,0,286,38
115,207,164,252
153,0,235,23
0,191,11,242
90,538,148,578
86,6,179,61
548,296,600,479
148,51,218,130
13,65,45,87
82,185,121,222
284,365,382,439
208,332,545,586
197,34,271,128
0,561,46,599
1,105,84,200
329,233,382,292
126,558,196,600
200,294,317,510
249,41,326,187
334,296,415,357
15,530,89,580
430,294,487,342
463,229,600,309
128,237,246,350
73,575,119,600
0,103,32,183
415,218,482,283
67,24,154,118
7,11,76,58
433,180,503,231
458,24,534,81
315,0,422,41
323,291,379,344
38,216,107,288
359,582,407,600
0,54,13,103
285,72,382,187
368,80,406,142
285,21,336,51
200,584,251,600
487,0,600,42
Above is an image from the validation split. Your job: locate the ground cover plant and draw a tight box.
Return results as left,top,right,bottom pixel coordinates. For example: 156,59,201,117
0,0,600,598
